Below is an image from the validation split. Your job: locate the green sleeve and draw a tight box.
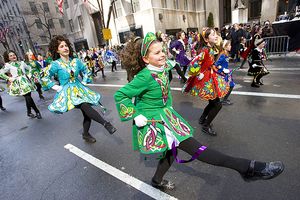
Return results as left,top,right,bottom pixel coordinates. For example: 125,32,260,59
114,70,150,122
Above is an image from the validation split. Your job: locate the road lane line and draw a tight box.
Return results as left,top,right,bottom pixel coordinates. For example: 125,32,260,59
88,84,300,99
64,144,178,200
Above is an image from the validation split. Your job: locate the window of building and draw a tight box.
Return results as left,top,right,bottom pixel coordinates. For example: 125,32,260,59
35,19,42,29
223,0,231,24
161,0,167,8
114,0,122,18
59,19,65,28
69,19,74,32
29,2,38,13
42,2,50,12
64,1,69,9
78,15,84,30
184,0,188,10
132,0,140,12
40,35,48,43
18,24,23,33
192,0,196,11
16,4,20,14
12,7,16,15
48,19,54,29
249,0,262,19
173,0,179,9
74,0,79,4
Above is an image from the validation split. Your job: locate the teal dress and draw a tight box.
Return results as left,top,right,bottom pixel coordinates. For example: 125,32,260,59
114,64,194,154
42,58,100,113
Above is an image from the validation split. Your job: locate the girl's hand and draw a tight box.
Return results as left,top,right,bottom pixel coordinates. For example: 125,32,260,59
134,114,148,127
223,68,230,74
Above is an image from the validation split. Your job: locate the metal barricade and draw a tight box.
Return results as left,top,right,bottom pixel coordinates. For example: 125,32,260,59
263,35,290,55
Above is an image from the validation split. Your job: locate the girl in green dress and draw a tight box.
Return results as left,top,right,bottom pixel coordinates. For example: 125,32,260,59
114,32,284,191
0,50,41,119
42,35,116,143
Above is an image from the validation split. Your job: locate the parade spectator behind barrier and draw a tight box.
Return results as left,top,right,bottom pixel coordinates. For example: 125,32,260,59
170,31,191,80
229,23,241,62
42,35,116,143
239,37,248,69
0,50,42,119
262,20,273,38
114,32,284,192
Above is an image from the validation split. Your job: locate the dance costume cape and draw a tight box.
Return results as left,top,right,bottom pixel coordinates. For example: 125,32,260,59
114,65,194,154
42,58,100,113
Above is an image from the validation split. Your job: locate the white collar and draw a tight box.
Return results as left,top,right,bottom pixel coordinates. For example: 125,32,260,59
147,64,164,72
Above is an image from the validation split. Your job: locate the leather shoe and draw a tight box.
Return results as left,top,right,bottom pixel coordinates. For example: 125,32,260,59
82,133,96,143
104,122,116,134
251,82,260,88
27,113,36,118
202,125,217,136
242,160,284,181
36,112,42,119
0,106,6,111
198,116,206,125
151,179,175,191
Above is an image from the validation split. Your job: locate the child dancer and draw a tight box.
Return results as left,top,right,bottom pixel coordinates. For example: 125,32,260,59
183,28,229,136
0,50,42,119
114,32,283,191
42,36,116,143
215,40,235,105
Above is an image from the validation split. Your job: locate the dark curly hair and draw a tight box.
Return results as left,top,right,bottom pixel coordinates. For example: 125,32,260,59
48,35,74,61
3,50,18,63
120,37,145,82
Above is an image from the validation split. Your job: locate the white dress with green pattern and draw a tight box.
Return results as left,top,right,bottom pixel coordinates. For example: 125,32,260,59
0,61,36,96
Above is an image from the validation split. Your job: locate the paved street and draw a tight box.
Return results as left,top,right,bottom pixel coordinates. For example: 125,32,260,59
0,56,300,200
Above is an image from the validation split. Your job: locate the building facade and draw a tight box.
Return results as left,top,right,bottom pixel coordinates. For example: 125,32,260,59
0,0,66,57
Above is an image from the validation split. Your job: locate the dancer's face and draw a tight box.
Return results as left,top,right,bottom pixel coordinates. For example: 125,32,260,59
57,41,70,57
8,52,17,62
206,30,217,46
142,41,166,67
224,43,232,52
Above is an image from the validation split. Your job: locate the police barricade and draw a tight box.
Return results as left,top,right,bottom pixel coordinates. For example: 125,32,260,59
263,35,290,55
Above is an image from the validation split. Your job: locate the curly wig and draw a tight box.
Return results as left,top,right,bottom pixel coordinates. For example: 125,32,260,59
48,35,74,61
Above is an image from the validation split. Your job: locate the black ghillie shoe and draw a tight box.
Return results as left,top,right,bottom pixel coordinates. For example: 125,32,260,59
27,113,36,118
104,122,116,134
0,106,6,111
151,179,175,191
242,160,284,182
198,116,206,125
36,112,42,119
202,125,217,136
82,133,96,143
251,82,260,88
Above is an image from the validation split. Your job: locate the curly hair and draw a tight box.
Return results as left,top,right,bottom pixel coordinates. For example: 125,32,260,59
120,37,146,82
48,35,74,61
3,50,18,63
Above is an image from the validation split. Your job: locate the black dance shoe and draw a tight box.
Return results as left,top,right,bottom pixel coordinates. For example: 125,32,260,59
242,160,284,181
82,133,96,143
198,116,206,125
151,179,175,191
202,125,217,136
39,95,45,100
256,80,264,85
0,106,6,111
27,113,36,118
104,122,117,134
36,112,42,119
251,82,260,88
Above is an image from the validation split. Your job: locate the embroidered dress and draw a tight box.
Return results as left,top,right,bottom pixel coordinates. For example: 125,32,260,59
42,58,100,113
169,40,191,66
114,66,194,154
215,54,235,88
27,61,42,84
0,61,36,96
183,46,229,100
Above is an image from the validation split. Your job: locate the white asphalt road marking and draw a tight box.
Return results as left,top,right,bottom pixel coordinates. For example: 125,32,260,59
64,144,178,200
88,84,300,99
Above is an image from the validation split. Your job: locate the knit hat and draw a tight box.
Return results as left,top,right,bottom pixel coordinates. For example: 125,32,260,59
141,32,157,57
255,38,265,47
